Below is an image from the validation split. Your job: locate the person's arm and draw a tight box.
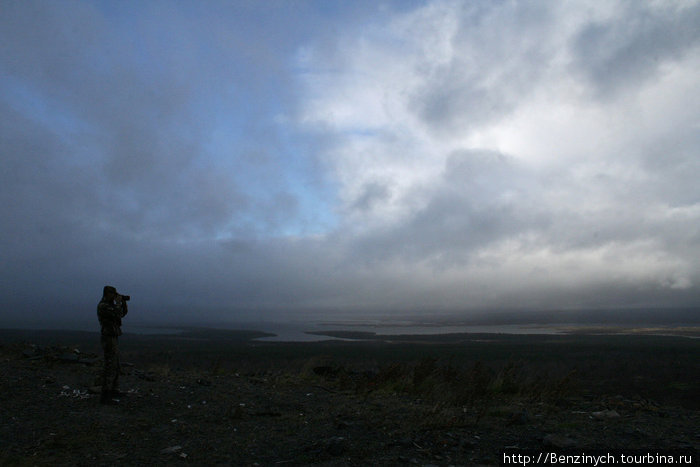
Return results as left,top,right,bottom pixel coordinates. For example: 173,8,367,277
98,301,121,322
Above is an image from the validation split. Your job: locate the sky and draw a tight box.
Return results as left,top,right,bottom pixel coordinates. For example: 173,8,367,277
1,0,699,328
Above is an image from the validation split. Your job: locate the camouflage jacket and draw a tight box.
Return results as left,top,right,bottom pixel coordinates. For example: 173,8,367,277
97,299,128,337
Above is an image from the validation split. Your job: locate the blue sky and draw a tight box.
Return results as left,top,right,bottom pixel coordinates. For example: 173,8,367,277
1,0,699,328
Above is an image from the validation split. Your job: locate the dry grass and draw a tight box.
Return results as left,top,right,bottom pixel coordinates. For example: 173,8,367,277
305,356,577,410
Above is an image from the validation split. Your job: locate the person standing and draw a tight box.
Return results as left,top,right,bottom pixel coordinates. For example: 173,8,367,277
97,285,128,405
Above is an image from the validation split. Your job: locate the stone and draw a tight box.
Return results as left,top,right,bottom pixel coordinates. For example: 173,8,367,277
160,445,182,454
58,353,80,363
79,357,100,365
543,433,578,449
592,410,620,420
325,437,347,456
508,410,530,425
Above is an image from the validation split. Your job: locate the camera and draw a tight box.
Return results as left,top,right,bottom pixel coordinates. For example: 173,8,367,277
120,294,131,301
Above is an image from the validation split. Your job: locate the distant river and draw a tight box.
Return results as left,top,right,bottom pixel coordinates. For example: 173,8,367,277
122,322,697,341
254,322,563,342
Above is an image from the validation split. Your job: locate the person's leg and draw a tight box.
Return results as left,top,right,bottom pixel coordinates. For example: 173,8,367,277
111,338,121,395
100,336,118,403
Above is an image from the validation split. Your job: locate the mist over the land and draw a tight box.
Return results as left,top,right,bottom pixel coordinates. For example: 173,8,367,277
1,1,699,330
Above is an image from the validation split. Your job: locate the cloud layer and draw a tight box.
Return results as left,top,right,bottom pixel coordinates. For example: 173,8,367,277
1,1,698,327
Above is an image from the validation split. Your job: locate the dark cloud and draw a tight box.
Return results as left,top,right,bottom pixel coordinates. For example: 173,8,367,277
571,2,700,98
0,0,320,239
0,0,319,326
352,182,392,212
346,150,534,264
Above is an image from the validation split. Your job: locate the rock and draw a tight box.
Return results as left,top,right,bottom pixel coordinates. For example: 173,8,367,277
252,409,282,417
313,366,339,378
135,370,156,381
334,419,351,430
228,405,244,420
592,410,620,420
58,353,80,363
79,357,100,365
160,445,182,454
508,410,530,425
543,434,578,449
325,437,347,456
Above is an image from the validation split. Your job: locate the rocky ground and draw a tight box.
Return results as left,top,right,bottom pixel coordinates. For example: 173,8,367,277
0,329,697,466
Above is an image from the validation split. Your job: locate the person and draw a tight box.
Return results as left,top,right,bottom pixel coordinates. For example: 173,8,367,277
97,285,128,405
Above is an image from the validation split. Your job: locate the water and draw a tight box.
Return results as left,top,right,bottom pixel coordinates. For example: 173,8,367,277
127,326,184,335
254,322,563,342
249,321,699,341
122,321,698,342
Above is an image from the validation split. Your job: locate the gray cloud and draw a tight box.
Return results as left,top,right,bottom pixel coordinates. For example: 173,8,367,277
411,1,558,132
571,2,700,98
352,182,392,212
347,150,536,264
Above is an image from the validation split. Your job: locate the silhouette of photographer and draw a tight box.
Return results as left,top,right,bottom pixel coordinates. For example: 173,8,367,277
96,285,129,405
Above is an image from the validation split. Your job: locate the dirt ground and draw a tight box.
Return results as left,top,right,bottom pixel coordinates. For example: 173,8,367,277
0,329,697,465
